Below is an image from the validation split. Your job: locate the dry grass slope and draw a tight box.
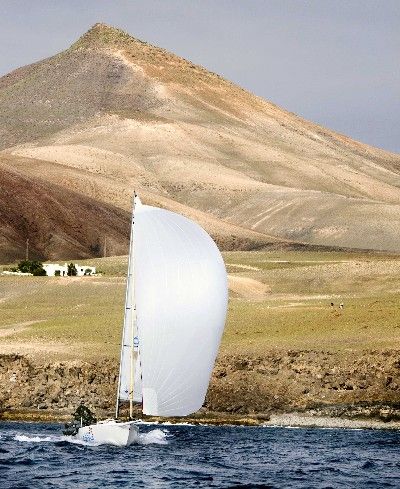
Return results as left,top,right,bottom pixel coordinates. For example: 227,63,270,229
1,250,399,361
1,23,400,260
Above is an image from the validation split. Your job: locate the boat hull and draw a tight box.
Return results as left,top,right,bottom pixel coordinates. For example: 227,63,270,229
74,420,139,446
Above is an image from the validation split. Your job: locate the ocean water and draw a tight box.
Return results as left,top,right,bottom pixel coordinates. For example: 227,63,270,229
0,421,399,488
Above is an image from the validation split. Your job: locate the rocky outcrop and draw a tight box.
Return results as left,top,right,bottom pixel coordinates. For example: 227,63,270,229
1,350,400,422
207,350,400,421
0,354,118,413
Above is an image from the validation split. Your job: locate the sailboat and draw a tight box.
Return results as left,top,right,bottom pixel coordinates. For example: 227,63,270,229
71,193,228,446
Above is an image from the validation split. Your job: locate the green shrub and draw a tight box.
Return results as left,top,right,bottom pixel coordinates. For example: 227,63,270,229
17,260,47,276
67,263,77,276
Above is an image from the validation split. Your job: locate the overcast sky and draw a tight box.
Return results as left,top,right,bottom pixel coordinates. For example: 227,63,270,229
0,0,398,153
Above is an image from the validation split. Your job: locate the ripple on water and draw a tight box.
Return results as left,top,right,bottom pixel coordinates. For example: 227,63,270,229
1,422,399,489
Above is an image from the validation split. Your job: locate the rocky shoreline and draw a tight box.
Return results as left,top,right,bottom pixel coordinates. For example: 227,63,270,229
1,351,399,428
2,409,400,430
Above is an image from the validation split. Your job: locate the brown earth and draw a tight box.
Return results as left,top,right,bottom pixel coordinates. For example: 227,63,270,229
1,351,400,424
1,23,400,261
0,162,130,261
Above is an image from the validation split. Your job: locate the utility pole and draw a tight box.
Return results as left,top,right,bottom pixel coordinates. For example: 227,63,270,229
25,238,29,261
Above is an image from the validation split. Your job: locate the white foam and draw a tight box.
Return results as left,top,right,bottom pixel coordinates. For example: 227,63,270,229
14,433,97,446
14,434,59,443
137,428,169,445
156,421,196,427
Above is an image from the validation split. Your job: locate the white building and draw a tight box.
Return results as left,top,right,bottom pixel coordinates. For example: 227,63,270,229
43,263,96,277
75,264,96,276
43,263,68,277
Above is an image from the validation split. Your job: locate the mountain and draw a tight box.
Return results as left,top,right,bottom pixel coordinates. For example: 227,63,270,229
1,23,400,261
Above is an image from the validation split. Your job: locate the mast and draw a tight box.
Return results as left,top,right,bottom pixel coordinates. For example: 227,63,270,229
129,193,137,420
115,192,137,419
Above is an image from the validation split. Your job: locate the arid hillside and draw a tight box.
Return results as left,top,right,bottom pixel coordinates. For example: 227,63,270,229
0,158,131,261
1,251,400,420
1,23,400,260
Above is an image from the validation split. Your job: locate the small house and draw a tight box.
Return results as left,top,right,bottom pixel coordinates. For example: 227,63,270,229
43,263,96,276
75,264,96,276
43,263,68,276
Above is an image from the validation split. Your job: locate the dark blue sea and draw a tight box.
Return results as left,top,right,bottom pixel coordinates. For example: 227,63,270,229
0,421,399,488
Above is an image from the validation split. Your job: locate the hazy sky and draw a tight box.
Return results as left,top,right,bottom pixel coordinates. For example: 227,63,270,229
0,0,398,153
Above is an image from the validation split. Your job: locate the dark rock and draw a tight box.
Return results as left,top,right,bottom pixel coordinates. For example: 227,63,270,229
254,413,270,421
215,369,227,378
233,359,249,370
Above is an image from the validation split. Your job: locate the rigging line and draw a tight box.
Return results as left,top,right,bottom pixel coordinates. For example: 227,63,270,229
115,200,135,418
129,196,138,420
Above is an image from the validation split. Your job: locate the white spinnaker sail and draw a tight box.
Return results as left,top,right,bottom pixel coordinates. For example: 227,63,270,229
135,200,228,416
118,208,142,404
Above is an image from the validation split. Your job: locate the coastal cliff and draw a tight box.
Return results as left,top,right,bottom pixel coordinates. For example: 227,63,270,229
1,351,399,424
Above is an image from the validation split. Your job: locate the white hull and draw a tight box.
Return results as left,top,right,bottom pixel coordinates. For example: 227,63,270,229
74,420,139,446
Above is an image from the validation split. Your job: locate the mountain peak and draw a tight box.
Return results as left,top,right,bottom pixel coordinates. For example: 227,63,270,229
71,22,145,50
1,23,400,258
68,22,225,87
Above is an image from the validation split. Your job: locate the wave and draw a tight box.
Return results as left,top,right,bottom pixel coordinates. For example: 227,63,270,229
14,433,97,446
14,434,60,443
137,428,169,445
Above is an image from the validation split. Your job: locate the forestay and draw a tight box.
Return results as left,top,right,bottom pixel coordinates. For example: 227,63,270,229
135,199,228,416
117,204,142,405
